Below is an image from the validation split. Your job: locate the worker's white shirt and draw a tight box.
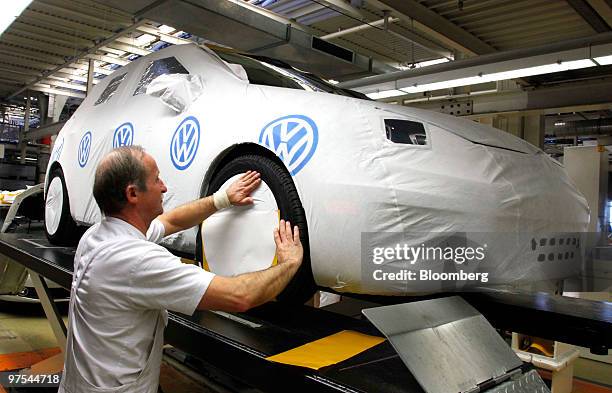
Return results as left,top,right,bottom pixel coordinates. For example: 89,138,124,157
60,217,214,390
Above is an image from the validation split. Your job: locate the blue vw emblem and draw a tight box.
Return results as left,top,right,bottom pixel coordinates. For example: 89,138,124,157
259,115,318,176
170,116,200,170
113,122,134,148
78,132,92,168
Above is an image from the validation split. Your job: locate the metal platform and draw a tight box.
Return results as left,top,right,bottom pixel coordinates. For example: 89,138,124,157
0,231,610,392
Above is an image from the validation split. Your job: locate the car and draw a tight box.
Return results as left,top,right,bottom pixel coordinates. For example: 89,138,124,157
43,43,589,302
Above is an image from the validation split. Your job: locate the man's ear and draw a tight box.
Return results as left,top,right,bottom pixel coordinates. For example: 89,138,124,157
125,184,139,204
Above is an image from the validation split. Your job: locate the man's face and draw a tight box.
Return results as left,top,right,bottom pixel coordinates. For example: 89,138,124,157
140,153,167,218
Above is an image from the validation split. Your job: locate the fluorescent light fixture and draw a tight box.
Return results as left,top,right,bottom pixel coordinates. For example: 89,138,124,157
594,55,612,65
158,25,176,34
135,33,157,46
554,121,566,126
399,59,598,93
366,89,406,100
0,0,32,36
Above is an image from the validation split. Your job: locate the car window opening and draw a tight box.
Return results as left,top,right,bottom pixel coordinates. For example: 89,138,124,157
133,56,189,96
215,51,362,98
94,73,127,106
384,119,428,145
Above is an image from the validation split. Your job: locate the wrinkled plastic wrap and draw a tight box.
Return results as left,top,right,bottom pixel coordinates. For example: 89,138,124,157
134,56,189,96
146,74,205,113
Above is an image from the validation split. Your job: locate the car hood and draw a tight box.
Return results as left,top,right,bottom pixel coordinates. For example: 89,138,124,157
374,104,540,155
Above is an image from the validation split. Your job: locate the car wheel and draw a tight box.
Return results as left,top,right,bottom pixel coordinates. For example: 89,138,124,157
45,168,80,246
196,154,316,304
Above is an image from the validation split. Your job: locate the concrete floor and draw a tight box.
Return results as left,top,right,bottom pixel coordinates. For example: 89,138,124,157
0,301,67,355
0,301,213,392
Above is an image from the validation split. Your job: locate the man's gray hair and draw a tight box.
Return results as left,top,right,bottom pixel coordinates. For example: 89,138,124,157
93,146,148,215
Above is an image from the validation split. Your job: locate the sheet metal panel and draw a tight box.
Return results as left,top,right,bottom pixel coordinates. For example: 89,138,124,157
363,296,522,393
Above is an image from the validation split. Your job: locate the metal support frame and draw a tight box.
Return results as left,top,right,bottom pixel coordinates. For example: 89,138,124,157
19,94,30,164
28,269,67,352
86,58,95,97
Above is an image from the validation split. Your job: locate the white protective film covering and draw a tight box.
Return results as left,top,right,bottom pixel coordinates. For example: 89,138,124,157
297,95,589,294
202,176,279,276
146,74,205,113
45,176,63,236
48,43,590,296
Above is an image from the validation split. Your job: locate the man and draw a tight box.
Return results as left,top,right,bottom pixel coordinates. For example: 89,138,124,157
59,146,303,393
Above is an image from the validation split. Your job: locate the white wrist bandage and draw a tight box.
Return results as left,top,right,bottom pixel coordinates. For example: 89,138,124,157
213,190,231,210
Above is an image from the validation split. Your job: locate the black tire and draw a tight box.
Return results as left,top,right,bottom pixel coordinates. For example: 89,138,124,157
196,154,316,304
45,168,82,246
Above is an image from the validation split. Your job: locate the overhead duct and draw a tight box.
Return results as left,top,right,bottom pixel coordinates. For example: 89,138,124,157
94,0,382,80
551,118,612,137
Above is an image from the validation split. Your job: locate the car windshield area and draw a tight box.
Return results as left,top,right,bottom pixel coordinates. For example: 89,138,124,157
215,51,363,98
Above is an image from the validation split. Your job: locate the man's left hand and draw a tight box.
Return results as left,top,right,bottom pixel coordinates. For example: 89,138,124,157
226,171,261,206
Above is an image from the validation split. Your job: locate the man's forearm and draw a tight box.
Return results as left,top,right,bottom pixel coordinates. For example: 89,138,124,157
158,196,217,236
238,262,301,308
199,261,301,311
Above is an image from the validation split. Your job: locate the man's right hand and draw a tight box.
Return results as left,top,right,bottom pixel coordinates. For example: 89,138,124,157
274,219,303,267
198,219,304,312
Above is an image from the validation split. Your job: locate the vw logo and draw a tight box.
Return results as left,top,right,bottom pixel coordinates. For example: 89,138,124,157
170,116,200,170
113,122,134,148
78,132,92,168
259,115,318,176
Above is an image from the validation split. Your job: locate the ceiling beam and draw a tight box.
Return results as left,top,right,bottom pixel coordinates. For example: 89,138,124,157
8,19,148,99
105,42,151,56
566,0,611,32
586,0,612,28
31,85,86,99
98,46,127,56
70,61,113,75
53,71,98,84
40,79,88,92
370,0,496,56
85,53,130,66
